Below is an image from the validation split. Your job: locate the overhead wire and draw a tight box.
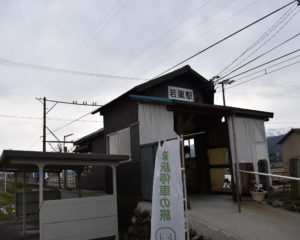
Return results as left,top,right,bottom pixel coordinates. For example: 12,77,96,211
152,0,297,79
0,114,101,123
72,0,230,102
221,48,300,81
225,58,300,90
217,3,298,77
98,0,257,99
137,0,260,79
110,0,212,74
226,54,300,82
40,0,130,92
127,0,238,76
218,32,300,80
28,137,42,150
0,58,144,81
50,111,94,134
218,9,300,81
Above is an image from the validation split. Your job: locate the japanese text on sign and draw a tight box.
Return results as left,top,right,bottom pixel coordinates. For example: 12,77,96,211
160,151,171,221
168,86,194,102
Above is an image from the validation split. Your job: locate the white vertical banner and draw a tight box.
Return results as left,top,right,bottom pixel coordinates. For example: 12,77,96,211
151,139,185,240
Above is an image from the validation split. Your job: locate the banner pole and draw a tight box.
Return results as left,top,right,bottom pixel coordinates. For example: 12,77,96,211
180,135,190,240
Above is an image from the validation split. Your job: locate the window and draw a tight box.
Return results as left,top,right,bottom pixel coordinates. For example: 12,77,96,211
184,138,196,158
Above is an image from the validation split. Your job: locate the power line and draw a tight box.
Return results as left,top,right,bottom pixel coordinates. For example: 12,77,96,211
0,58,145,81
218,8,299,79
0,114,100,123
50,112,93,134
136,0,259,79
110,0,211,74
36,98,103,107
215,54,300,92
28,136,42,150
225,54,300,82
70,0,235,102
153,0,297,78
217,4,298,77
218,33,300,80
40,0,130,92
226,55,300,82
128,0,238,76
226,58,300,90
222,48,300,81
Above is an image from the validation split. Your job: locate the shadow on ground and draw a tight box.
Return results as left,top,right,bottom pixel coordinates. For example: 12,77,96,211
0,217,39,240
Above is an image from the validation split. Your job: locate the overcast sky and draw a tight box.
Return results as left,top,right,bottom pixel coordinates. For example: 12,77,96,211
0,0,299,153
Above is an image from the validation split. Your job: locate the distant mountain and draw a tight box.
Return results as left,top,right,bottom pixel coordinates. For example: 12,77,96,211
267,135,284,155
265,128,288,165
266,128,290,137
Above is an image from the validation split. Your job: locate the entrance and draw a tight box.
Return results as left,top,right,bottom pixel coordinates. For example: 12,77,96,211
207,148,232,192
174,111,234,195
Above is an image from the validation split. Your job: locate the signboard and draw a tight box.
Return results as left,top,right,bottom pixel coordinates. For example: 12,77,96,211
151,139,185,240
168,86,194,102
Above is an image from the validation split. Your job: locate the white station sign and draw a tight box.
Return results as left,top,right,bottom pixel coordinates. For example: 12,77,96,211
168,86,194,102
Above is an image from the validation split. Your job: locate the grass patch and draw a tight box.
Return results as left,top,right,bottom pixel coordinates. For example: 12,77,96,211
267,191,300,213
0,191,15,221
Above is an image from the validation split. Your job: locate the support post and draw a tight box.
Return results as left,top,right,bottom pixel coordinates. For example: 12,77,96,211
221,81,226,106
58,172,61,189
231,116,242,213
43,97,46,152
14,173,17,220
76,170,82,198
4,172,7,192
112,166,119,240
14,173,17,194
38,165,44,240
180,135,190,240
22,171,26,235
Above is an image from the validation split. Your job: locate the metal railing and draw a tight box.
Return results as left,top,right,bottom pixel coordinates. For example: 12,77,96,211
235,170,300,212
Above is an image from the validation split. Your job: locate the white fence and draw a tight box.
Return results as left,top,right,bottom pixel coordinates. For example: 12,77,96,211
40,195,117,240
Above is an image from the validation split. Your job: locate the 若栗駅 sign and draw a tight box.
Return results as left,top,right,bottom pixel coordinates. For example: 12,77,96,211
168,86,194,102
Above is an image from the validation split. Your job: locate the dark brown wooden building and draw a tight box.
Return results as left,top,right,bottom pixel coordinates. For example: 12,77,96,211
74,65,273,207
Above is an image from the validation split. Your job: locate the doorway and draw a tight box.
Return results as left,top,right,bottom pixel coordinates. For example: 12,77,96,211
207,148,232,193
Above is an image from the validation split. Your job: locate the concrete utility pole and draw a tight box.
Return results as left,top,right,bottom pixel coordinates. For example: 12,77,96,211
221,81,226,106
36,97,99,152
43,97,46,152
218,79,235,106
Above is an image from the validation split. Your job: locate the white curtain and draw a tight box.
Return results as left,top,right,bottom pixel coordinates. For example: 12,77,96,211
138,103,178,145
108,127,131,156
228,116,271,184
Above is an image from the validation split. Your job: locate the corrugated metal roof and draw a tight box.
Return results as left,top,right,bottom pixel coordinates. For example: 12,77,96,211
129,94,273,120
0,150,129,171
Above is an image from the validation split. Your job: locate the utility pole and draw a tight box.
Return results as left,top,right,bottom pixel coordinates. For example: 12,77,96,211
36,97,100,152
63,134,74,153
63,134,73,189
221,81,226,106
43,97,46,152
217,79,235,106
